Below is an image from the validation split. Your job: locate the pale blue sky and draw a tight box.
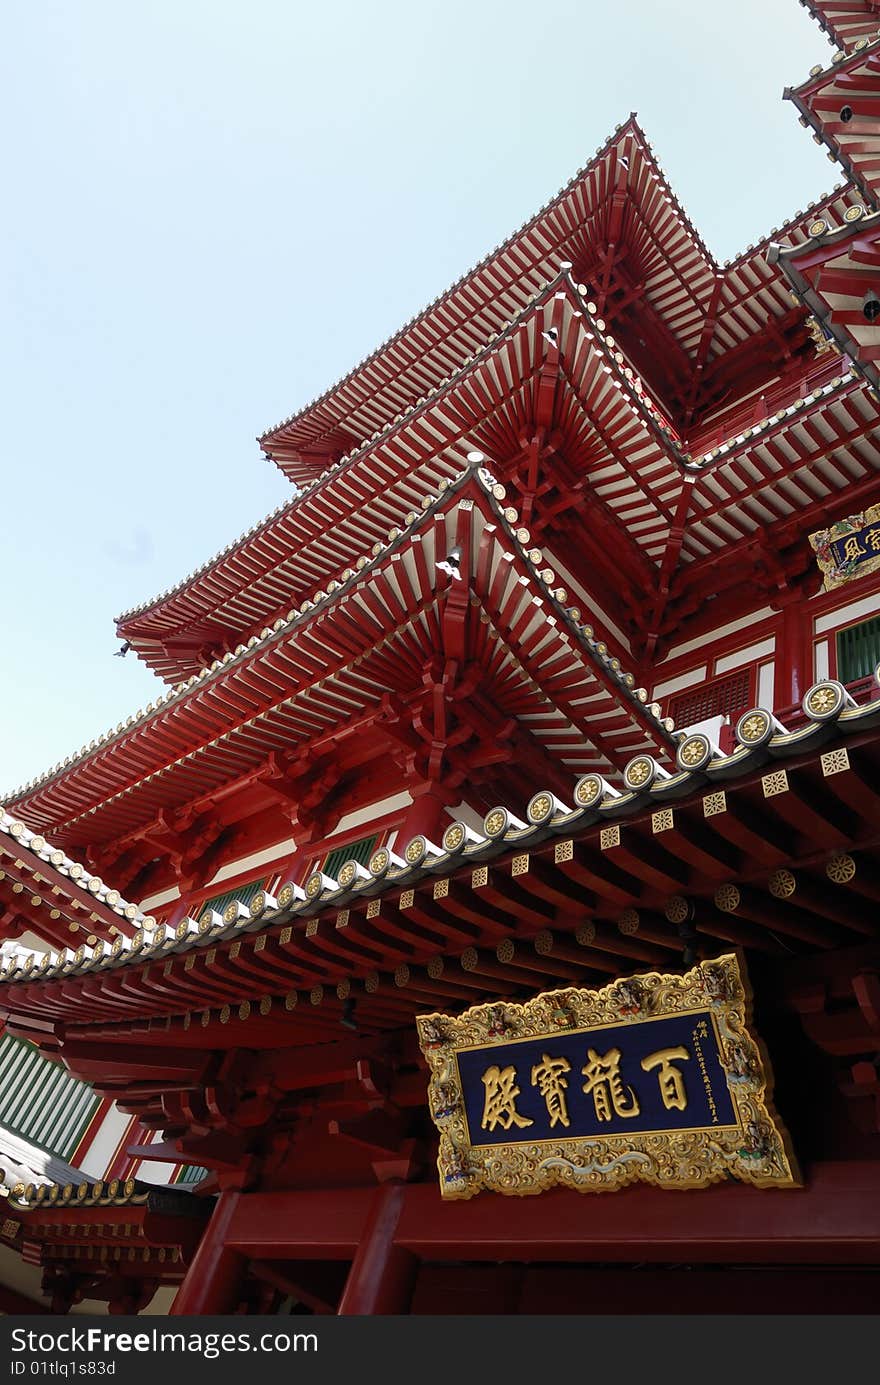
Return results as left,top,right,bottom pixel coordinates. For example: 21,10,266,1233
1,0,838,795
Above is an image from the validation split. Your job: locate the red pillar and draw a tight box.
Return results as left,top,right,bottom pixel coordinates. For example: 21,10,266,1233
166,895,194,930
336,1183,417,1316
170,1190,246,1315
776,600,811,711
398,784,457,846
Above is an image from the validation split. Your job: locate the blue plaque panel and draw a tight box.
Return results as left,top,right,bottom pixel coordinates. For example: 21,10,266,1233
456,1009,736,1148
418,952,798,1198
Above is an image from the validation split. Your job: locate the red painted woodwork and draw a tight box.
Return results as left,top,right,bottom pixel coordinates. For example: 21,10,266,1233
336,1183,417,1315
221,1188,371,1259
3,0,880,1316
216,1161,880,1266
170,1190,246,1315
396,786,457,848
776,603,806,713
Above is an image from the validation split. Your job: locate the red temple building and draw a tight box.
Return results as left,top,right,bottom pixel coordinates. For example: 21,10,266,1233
2,0,880,1315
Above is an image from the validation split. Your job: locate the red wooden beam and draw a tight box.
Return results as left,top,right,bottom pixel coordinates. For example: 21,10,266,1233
220,1162,880,1265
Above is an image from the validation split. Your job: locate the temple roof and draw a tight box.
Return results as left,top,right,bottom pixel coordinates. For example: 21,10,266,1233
117,274,688,680
257,115,857,484
0,1176,206,1306
7,465,674,853
0,807,151,949
111,0,866,683
799,0,880,50
257,117,715,482
117,227,866,685
7,0,879,885
1,674,878,1120
0,1127,89,1196
776,205,880,398
787,33,880,204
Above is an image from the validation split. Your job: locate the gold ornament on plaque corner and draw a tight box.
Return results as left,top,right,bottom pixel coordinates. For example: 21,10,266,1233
416,951,798,1200
810,504,880,591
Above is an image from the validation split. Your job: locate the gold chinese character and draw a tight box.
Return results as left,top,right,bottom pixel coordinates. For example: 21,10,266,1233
869,529,880,554
480,1065,533,1132
641,1046,690,1111
530,1053,571,1128
843,535,864,562
581,1048,640,1121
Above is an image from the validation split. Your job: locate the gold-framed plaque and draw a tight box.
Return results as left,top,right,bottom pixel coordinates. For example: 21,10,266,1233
810,504,880,591
417,952,798,1199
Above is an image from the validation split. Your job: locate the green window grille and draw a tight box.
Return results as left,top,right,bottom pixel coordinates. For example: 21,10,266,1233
175,1164,207,1185
837,616,880,685
196,879,265,919
0,1035,100,1161
322,835,378,882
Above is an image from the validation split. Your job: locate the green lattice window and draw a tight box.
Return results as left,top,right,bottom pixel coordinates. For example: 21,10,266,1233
197,879,265,919
175,1164,207,1185
0,1035,99,1160
837,616,880,685
322,835,378,881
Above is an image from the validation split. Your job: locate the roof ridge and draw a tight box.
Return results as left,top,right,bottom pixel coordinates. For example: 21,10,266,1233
257,115,722,452
115,274,569,629
720,181,855,267
5,676,877,991
10,464,494,808
0,804,156,942
12,449,674,825
118,148,854,642
797,0,880,50
119,270,688,635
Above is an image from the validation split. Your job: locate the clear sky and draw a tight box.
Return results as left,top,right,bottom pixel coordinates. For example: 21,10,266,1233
1,0,840,798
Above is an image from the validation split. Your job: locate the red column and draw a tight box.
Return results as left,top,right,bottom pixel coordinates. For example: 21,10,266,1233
170,1190,246,1315
166,895,194,929
776,601,811,711
336,1183,417,1315
398,784,456,846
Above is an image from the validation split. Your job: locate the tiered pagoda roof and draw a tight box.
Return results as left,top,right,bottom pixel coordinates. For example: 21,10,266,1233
4,467,674,884
0,1176,207,1313
114,144,862,684
777,5,880,399
787,28,880,205
0,0,878,1316
1,674,878,1136
255,117,854,482
113,270,689,683
0,0,876,1152
0,807,149,951
4,681,874,1174
798,1,880,54
256,117,716,484
1,0,875,902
